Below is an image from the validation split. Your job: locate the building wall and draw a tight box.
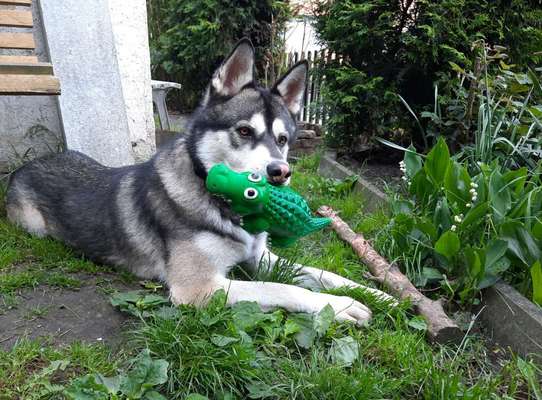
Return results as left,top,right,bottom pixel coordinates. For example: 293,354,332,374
0,1,63,171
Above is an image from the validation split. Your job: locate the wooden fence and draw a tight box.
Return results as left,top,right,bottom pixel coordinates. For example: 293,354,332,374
286,49,342,126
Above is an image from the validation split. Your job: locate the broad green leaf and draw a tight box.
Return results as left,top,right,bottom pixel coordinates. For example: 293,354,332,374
444,161,472,208
433,198,452,234
329,336,359,366
95,374,121,394
409,169,433,205
462,202,489,228
530,261,542,306
422,267,443,281
314,304,334,336
232,301,273,332
144,391,168,400
211,334,239,347
185,394,209,400
503,167,528,197
290,313,316,349
484,239,508,273
489,170,511,222
434,231,460,260
407,316,428,331
532,221,542,241
120,349,169,398
424,137,450,186
65,375,109,400
500,222,541,267
465,247,483,280
404,145,422,177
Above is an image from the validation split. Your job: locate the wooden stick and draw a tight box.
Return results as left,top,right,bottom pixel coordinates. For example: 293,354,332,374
317,206,462,344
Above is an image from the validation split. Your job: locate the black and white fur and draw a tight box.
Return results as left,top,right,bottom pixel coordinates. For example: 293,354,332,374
6,40,393,325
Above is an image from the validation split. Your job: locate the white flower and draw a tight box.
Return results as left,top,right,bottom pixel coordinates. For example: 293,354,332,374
466,203,472,207
472,196,477,202
470,182,478,189
469,188,476,194
454,215,462,223
402,176,408,181
451,225,457,232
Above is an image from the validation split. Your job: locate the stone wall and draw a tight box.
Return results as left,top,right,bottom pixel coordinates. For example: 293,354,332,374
289,122,323,157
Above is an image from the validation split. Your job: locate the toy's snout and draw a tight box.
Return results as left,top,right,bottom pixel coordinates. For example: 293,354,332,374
206,164,229,194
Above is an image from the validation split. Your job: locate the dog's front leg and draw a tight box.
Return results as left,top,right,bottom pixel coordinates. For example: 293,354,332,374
217,277,372,326
246,240,395,304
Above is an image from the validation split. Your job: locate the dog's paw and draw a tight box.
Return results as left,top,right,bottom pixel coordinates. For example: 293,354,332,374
315,293,372,327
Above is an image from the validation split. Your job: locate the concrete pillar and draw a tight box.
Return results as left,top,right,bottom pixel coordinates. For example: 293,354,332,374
39,0,155,167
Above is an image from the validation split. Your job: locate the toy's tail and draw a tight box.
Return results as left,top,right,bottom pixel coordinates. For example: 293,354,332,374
307,217,332,233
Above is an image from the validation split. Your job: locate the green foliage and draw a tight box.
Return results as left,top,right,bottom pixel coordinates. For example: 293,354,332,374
314,0,542,151
376,139,542,304
148,0,291,111
65,349,169,400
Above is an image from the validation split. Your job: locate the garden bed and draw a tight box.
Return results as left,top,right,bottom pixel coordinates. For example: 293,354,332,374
318,153,542,365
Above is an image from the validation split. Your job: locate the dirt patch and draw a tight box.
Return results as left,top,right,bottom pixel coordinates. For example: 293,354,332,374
0,273,140,350
337,156,403,192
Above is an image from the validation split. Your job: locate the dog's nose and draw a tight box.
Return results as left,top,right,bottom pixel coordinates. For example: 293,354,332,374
266,161,291,185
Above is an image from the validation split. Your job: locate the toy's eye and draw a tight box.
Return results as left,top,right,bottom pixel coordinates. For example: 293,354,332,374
244,187,259,200
237,126,253,137
248,173,262,183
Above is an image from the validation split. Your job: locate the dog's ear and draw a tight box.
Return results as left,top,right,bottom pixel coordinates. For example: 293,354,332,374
210,38,255,98
272,61,308,115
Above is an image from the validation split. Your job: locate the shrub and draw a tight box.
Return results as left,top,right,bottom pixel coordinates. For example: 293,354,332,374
147,0,290,112
314,0,542,153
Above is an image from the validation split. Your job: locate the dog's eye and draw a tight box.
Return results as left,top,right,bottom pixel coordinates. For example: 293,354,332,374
277,135,288,146
237,126,253,137
244,187,259,200
248,173,262,183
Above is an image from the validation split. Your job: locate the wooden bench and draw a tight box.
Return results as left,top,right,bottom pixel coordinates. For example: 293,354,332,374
0,0,60,95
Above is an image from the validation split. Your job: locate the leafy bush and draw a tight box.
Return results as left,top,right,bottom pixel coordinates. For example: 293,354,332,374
148,0,290,111
314,0,542,152
422,41,542,162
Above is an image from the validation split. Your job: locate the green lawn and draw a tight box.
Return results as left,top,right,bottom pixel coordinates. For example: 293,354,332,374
0,156,540,400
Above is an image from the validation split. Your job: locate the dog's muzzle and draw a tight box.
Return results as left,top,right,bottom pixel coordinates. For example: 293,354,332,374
266,161,291,185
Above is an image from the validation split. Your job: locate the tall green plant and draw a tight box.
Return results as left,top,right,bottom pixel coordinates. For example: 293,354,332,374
148,0,290,111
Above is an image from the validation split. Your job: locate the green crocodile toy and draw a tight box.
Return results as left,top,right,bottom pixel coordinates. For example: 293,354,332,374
206,163,331,247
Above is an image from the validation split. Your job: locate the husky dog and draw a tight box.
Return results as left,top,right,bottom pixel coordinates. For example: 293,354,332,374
6,39,392,325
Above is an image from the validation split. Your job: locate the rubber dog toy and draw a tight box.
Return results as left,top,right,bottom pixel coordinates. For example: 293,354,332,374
206,163,331,247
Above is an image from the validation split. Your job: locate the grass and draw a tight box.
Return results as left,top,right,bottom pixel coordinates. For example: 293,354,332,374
0,156,541,399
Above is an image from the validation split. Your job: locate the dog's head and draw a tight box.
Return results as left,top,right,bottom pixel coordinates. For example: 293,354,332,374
187,39,307,185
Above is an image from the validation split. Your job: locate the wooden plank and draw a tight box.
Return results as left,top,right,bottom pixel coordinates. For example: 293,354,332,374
0,0,32,5
0,62,53,75
0,10,33,27
0,32,34,49
0,55,38,63
0,74,60,95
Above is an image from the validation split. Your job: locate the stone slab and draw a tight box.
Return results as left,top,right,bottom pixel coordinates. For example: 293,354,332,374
109,0,155,162
318,154,387,212
39,0,135,167
479,282,542,365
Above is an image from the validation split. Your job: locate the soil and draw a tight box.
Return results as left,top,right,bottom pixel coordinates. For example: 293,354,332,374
337,155,403,192
0,272,140,350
